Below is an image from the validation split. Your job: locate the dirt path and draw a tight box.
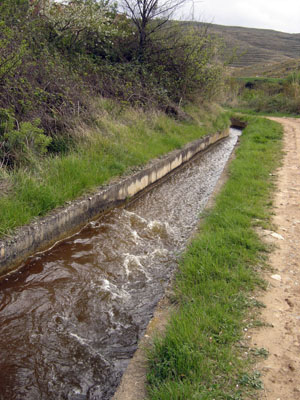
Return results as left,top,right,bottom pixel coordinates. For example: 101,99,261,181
250,117,300,400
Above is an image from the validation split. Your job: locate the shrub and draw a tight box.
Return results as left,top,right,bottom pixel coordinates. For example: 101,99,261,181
0,113,51,167
231,74,300,115
0,0,225,168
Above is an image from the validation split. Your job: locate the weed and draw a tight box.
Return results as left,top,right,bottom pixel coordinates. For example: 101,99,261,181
251,319,267,328
251,347,269,358
245,298,266,309
239,371,263,389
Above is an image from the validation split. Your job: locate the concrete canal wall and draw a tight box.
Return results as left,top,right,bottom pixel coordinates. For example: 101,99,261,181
0,129,229,275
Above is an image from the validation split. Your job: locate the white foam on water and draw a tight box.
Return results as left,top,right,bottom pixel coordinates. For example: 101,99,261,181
164,221,174,235
53,312,75,328
147,220,174,237
73,238,90,244
122,257,130,277
68,331,112,368
123,210,148,225
150,248,169,257
147,220,163,229
123,253,151,281
99,278,131,301
100,278,111,291
69,332,91,345
131,230,140,243
107,309,132,331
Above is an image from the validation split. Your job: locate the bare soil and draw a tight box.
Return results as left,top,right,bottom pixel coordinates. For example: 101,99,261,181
250,117,300,400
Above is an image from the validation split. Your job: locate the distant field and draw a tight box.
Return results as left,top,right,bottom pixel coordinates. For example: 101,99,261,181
197,23,300,68
232,58,300,78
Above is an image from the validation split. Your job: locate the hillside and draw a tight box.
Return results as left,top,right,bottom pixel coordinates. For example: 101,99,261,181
232,58,300,78
206,24,300,67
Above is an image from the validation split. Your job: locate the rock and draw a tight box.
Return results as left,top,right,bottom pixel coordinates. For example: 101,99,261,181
288,362,295,371
285,298,294,307
270,232,284,240
271,274,282,281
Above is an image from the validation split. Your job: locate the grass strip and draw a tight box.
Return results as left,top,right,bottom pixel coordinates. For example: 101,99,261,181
228,107,300,118
146,115,283,399
0,103,230,237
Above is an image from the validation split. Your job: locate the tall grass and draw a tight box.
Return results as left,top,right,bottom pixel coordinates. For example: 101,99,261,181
147,116,283,399
0,102,230,236
229,75,300,115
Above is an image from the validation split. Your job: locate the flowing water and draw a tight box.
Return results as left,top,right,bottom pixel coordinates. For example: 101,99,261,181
0,129,240,400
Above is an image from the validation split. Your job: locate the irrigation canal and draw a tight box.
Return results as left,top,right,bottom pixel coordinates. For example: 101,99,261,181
0,128,241,400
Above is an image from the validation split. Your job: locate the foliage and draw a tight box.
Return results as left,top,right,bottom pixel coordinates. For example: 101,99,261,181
5,120,51,164
142,23,223,103
0,0,225,169
226,74,300,115
0,21,28,82
0,109,51,167
120,0,186,60
286,71,300,85
44,0,120,54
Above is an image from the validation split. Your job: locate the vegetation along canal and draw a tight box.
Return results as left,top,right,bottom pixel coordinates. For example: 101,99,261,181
0,128,241,400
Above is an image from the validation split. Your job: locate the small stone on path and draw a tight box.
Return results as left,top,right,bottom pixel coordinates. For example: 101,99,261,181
270,232,285,240
271,274,282,281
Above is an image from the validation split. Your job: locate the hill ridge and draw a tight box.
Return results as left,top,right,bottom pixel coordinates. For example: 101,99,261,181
203,23,300,67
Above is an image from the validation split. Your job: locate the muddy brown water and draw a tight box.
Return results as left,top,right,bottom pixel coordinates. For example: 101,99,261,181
0,129,240,400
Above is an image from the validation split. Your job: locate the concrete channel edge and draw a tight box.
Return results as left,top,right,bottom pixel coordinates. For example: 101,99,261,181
0,129,229,275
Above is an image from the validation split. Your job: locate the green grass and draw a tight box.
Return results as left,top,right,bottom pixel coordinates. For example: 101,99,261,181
0,101,230,236
227,75,300,116
228,107,300,118
146,116,283,399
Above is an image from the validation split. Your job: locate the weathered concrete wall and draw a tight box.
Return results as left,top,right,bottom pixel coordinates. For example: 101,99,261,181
0,129,229,275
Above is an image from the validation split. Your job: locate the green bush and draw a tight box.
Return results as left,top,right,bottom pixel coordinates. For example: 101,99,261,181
0,0,225,170
231,75,300,115
0,113,51,167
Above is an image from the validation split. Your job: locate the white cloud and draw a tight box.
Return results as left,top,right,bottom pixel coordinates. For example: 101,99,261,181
187,0,300,33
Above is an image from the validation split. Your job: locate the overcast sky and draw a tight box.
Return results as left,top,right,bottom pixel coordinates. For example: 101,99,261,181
182,0,300,33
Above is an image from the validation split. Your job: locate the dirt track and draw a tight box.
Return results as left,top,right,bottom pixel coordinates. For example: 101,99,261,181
251,117,300,399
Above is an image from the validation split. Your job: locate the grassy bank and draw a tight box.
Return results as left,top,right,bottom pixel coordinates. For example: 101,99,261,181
0,102,230,237
147,116,283,399
228,107,300,118
226,73,300,116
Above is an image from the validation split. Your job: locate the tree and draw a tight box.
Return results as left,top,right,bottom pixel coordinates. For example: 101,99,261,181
0,0,31,82
120,0,187,60
42,0,117,53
